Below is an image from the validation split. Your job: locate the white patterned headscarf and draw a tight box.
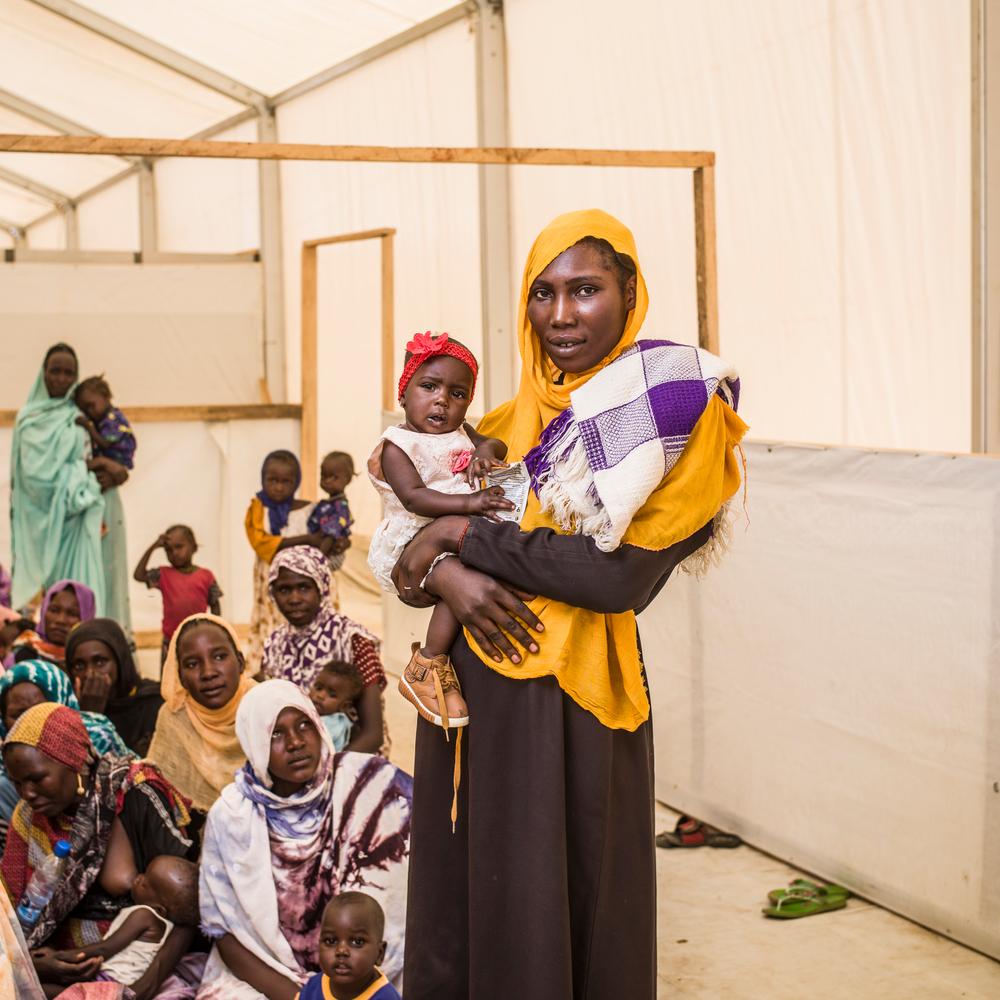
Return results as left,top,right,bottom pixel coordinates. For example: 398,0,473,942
262,546,379,691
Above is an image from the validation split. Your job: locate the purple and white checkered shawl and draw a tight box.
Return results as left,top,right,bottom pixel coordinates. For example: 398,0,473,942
524,339,740,553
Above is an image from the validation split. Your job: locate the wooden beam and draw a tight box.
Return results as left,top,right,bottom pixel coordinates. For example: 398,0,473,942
381,232,396,412
0,135,715,169
300,244,319,499
693,164,720,354
0,403,300,428
305,227,396,249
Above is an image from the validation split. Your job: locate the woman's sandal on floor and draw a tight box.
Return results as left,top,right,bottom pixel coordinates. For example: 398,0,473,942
398,643,470,733
762,881,850,919
655,815,743,849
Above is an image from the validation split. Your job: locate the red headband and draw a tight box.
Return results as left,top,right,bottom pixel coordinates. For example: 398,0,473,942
397,332,478,402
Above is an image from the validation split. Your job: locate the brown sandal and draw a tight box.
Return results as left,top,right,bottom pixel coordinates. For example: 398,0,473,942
398,643,470,731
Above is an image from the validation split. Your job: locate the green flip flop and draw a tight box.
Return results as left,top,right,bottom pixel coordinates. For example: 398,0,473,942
767,878,850,906
762,883,849,919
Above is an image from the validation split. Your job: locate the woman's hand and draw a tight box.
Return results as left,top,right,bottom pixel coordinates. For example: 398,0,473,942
32,947,102,984
90,457,129,490
392,516,471,606
425,557,543,664
75,670,112,714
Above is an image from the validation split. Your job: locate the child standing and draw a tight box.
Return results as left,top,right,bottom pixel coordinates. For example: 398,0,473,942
68,856,200,993
296,892,401,1000
368,332,511,734
308,451,356,572
308,661,363,751
134,525,222,662
245,450,331,670
74,375,137,470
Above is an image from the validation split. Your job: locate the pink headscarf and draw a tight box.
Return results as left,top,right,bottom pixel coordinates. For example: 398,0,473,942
38,579,97,641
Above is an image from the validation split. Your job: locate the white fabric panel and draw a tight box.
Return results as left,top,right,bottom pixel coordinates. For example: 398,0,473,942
0,177,49,226
0,419,300,631
641,441,1000,960
154,119,260,253
0,0,241,135
0,263,263,408
76,174,139,250
504,0,971,453
26,212,66,250
277,18,480,537
77,0,463,94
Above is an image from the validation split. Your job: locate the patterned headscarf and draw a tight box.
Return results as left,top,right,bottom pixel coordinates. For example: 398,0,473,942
199,678,412,985
3,702,92,773
0,659,129,758
37,580,97,642
264,547,379,691
256,450,302,536
1,704,189,949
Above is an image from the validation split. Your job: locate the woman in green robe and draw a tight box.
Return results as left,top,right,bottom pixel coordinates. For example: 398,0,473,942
10,344,106,613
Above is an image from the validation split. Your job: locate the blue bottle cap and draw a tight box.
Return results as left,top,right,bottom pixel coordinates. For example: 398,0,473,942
53,840,71,858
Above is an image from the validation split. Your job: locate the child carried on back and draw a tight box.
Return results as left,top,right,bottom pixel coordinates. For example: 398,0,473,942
368,332,512,734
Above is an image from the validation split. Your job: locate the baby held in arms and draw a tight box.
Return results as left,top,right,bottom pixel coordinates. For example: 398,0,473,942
367,332,512,733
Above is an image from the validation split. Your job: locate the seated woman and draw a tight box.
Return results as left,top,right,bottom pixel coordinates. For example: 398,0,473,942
0,659,130,846
65,619,163,757
262,547,388,754
12,580,96,667
147,614,255,822
198,680,411,999
1,703,193,997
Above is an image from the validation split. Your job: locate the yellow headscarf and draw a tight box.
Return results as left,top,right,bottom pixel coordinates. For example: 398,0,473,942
473,209,747,730
147,613,257,812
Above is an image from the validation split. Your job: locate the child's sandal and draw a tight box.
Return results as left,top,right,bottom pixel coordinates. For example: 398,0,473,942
398,643,470,732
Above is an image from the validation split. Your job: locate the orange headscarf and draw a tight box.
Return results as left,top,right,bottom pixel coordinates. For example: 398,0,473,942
147,613,256,811
471,210,746,730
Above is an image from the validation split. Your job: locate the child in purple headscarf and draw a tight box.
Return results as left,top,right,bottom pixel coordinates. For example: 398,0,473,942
10,579,97,667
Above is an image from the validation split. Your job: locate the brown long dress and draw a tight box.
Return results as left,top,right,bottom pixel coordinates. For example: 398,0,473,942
404,517,713,1000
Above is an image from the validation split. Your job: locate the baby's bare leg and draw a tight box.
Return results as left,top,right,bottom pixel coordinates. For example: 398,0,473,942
423,602,460,659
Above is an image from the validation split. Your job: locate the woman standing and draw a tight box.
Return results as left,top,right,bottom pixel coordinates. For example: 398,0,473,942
10,344,105,612
395,210,746,998
198,680,410,999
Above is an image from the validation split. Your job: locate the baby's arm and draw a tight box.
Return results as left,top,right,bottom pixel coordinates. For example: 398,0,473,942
381,440,513,519
69,907,166,960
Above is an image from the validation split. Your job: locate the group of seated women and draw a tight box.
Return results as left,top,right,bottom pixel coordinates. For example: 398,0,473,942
0,547,411,1000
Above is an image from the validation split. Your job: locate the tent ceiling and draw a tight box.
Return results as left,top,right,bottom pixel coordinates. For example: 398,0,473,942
0,0,462,226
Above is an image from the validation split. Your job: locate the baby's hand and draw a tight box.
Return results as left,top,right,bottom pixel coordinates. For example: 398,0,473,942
466,454,508,486
465,486,515,522
75,414,90,428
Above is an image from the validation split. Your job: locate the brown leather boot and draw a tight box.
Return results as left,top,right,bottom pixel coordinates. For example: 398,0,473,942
398,642,469,731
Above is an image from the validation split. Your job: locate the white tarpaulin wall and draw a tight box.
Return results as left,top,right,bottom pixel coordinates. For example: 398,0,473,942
0,418,301,633
0,263,264,407
640,441,1000,960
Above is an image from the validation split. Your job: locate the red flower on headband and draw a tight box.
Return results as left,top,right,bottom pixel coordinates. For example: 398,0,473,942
406,330,449,356
397,331,479,403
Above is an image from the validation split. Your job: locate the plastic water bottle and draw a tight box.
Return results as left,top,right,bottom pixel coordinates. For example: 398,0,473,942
16,839,71,930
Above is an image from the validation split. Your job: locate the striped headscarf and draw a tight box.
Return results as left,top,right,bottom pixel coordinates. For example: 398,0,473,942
1,703,189,949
